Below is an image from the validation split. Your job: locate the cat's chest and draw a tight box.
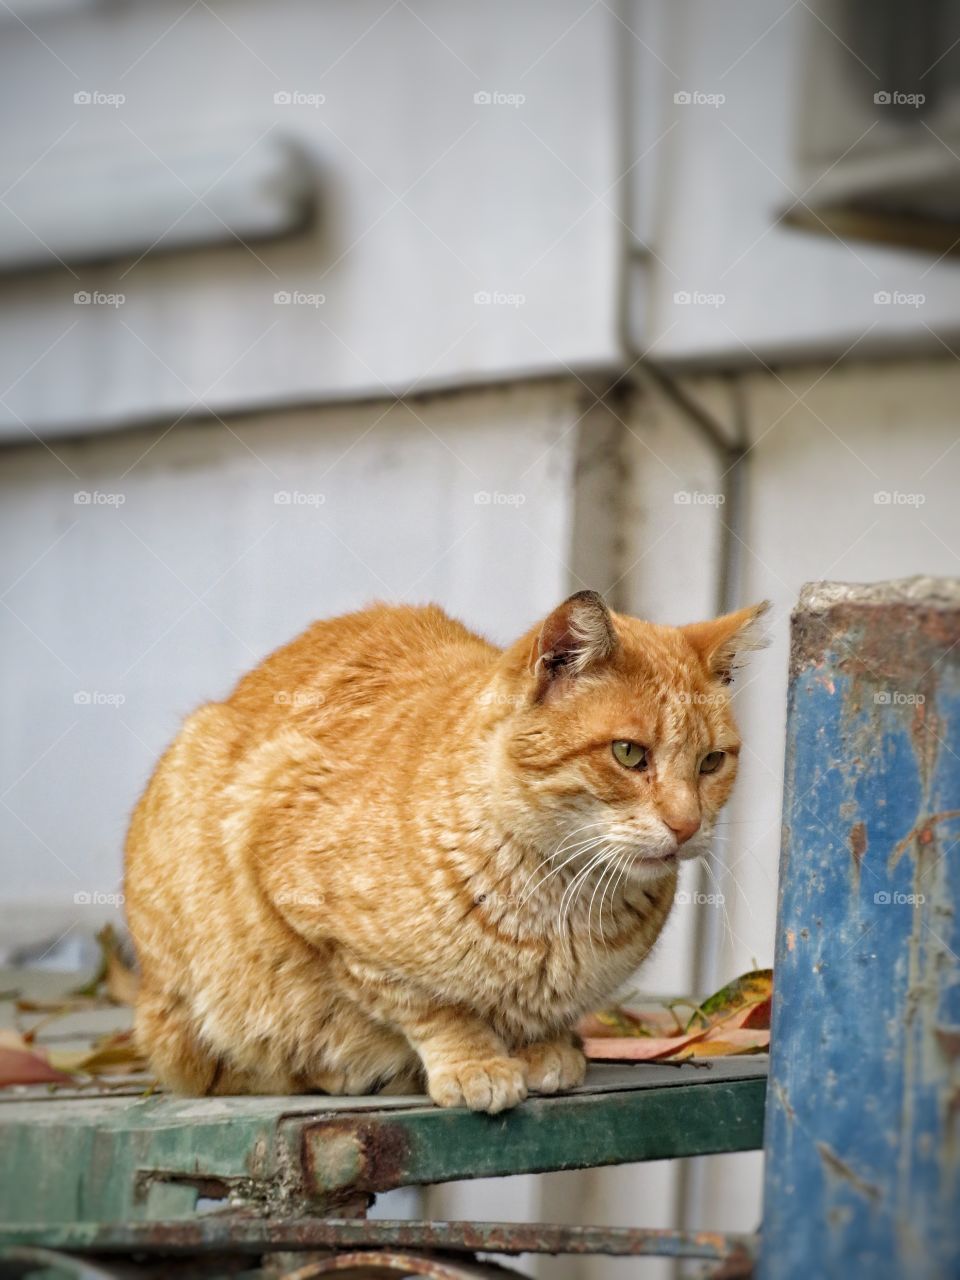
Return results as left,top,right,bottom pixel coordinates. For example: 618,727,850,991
436,846,674,1035
461,897,653,1035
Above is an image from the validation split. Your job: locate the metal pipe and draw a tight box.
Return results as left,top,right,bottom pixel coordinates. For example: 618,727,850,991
0,1218,758,1263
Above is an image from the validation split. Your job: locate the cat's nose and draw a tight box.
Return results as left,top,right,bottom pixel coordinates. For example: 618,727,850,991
666,816,701,846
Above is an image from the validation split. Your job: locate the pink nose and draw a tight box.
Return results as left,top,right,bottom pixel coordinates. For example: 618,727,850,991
666,816,701,846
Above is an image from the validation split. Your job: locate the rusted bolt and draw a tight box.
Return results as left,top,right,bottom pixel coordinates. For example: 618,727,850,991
307,1129,365,1193
302,1119,412,1196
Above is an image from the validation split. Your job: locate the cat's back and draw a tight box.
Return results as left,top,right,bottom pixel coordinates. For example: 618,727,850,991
127,601,496,895
227,601,497,722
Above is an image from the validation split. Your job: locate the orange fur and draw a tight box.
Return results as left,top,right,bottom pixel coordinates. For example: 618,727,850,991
125,591,767,1111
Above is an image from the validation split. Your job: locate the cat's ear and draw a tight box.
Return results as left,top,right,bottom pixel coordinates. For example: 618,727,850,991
682,601,770,684
532,590,618,693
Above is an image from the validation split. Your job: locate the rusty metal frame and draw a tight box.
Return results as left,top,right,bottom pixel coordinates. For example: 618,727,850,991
0,1217,757,1264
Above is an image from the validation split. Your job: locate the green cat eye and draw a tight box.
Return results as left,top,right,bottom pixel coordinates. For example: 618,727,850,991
700,750,726,774
612,740,648,770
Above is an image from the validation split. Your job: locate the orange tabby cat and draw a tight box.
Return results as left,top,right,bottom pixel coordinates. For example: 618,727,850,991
125,591,766,1112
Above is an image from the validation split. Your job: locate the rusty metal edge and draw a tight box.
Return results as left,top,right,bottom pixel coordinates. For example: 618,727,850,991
789,577,960,680
0,1218,758,1262
281,1252,531,1279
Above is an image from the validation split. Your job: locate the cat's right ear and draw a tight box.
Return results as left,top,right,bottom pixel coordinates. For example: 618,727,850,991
531,590,618,697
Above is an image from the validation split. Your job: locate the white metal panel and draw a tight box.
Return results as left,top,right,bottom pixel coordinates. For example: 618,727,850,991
629,0,960,362
0,0,623,437
0,381,582,934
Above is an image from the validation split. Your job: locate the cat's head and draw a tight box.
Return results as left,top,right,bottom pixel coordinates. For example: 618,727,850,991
493,591,769,885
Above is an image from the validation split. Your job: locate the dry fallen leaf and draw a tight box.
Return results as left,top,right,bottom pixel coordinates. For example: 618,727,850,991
581,1032,707,1061
105,949,139,1007
71,925,139,1005
681,1031,769,1058
738,996,772,1030
581,968,774,1063
0,1030,75,1086
48,1030,146,1077
14,995,99,1015
578,1006,680,1039
684,969,772,1031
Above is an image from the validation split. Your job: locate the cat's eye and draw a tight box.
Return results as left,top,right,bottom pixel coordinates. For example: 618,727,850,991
612,740,648,770
700,750,726,774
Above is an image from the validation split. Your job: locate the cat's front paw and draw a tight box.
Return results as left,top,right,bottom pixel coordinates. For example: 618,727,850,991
427,1056,528,1114
516,1040,586,1094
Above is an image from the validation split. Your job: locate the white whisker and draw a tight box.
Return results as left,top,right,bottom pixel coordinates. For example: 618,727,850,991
518,828,611,905
699,842,752,911
514,819,610,900
598,846,633,948
586,846,623,961
556,846,611,954
698,854,740,951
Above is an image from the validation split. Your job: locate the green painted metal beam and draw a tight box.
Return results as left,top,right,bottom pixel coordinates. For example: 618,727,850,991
0,1063,767,1228
300,1078,767,1195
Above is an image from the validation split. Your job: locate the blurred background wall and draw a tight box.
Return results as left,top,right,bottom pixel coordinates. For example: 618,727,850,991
2,0,959,1275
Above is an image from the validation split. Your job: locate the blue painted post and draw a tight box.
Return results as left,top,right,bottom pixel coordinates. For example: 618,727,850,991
759,579,960,1280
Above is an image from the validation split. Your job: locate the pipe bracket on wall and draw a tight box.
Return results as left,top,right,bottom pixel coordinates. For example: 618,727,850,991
0,130,316,271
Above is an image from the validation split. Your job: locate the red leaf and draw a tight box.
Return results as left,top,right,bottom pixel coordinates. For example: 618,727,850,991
0,1044,74,1087
582,1030,707,1061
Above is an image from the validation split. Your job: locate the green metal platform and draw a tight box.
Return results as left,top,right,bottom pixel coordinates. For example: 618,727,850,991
0,1058,767,1227
0,959,767,1277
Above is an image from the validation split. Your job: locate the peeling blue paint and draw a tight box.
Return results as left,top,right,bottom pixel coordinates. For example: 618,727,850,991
759,587,960,1280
